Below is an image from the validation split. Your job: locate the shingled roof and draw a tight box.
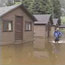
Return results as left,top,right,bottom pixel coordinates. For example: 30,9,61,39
0,4,37,21
34,14,51,25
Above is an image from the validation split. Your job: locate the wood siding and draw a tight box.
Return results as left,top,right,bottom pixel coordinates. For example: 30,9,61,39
0,18,2,45
1,7,33,45
34,25,47,49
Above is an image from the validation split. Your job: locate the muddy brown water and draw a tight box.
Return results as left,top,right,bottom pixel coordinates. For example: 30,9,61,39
0,41,65,65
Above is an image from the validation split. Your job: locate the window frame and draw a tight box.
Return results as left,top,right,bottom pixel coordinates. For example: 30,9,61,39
25,22,32,31
3,20,13,32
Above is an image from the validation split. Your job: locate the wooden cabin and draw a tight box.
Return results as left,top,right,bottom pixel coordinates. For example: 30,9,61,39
0,4,37,45
34,14,53,49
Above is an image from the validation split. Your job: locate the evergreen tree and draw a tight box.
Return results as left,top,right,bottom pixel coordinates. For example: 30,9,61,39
28,0,40,14
52,0,62,18
6,0,14,6
23,0,53,14
22,0,32,8
0,0,61,18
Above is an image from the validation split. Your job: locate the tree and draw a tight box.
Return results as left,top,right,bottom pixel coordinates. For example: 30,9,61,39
58,17,61,25
52,0,62,18
6,0,14,6
23,0,53,14
22,0,32,8
28,0,40,14
0,0,61,18
0,0,7,7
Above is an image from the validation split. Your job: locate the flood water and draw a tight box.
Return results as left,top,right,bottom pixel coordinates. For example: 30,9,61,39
0,41,65,65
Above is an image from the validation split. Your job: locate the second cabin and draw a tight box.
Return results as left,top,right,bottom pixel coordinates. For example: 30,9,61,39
34,14,53,49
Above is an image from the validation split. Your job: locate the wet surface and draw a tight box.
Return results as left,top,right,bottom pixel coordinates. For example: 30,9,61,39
0,41,65,65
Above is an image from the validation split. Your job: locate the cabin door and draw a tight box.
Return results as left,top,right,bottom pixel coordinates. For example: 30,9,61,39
15,16,23,40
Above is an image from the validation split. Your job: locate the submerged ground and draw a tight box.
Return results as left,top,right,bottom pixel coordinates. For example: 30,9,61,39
0,40,65,65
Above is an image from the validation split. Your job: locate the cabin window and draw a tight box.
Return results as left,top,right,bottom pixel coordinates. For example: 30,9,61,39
25,22,32,31
3,20,13,32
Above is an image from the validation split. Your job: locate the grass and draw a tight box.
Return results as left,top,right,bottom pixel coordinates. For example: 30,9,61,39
60,16,65,32
61,16,65,24
61,29,65,33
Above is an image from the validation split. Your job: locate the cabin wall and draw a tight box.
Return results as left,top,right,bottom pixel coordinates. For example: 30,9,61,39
23,16,34,43
50,26,55,41
0,18,2,45
34,25,46,49
1,7,33,45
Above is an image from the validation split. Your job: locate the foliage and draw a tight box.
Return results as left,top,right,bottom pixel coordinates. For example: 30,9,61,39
61,16,65,24
6,0,14,6
22,0,32,8
59,0,65,8
22,0,53,14
0,0,61,18
52,0,62,18
14,2,21,5
22,0,61,18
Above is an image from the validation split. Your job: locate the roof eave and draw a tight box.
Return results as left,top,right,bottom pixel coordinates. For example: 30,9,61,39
0,4,37,21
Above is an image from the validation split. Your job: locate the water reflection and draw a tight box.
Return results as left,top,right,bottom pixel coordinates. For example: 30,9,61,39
46,42,58,65
1,41,65,65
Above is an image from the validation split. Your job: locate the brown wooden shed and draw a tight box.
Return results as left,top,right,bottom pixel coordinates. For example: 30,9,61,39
0,4,37,45
34,14,53,49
